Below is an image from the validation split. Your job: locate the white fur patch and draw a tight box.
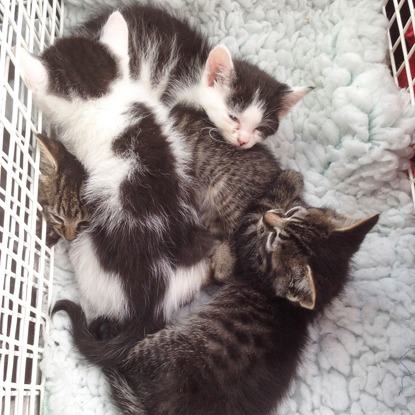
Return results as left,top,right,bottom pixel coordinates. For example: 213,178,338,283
238,101,265,148
69,232,130,320
174,76,231,137
161,259,209,321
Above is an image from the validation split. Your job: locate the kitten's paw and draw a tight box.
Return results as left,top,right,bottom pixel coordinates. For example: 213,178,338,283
209,241,235,283
279,170,304,199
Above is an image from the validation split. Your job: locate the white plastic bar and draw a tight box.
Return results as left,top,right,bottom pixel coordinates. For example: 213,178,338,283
0,1,64,414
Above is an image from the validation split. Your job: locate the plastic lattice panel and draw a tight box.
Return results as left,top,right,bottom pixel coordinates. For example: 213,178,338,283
384,0,415,208
0,1,64,414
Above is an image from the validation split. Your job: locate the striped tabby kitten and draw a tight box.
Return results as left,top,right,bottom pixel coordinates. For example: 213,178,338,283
36,134,89,247
171,105,303,281
53,175,378,415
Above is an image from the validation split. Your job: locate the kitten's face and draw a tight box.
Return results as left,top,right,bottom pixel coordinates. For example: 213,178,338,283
42,199,89,243
255,206,378,309
221,99,276,149
203,46,312,149
40,175,89,242
37,134,89,245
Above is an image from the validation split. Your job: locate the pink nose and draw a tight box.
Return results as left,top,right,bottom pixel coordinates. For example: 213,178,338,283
237,131,250,146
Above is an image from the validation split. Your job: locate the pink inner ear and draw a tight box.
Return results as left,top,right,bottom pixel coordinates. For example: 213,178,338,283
206,45,234,87
101,11,129,57
17,48,47,91
280,86,313,118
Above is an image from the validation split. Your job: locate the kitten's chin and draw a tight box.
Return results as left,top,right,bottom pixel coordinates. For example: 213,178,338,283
238,141,256,150
223,131,261,149
222,131,245,149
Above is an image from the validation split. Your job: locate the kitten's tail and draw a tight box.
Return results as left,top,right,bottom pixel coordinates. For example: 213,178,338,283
53,300,147,414
52,300,134,367
104,367,147,415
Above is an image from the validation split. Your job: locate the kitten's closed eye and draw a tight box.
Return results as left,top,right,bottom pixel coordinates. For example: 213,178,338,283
284,206,303,218
267,231,279,251
77,221,89,232
48,212,64,225
255,125,275,136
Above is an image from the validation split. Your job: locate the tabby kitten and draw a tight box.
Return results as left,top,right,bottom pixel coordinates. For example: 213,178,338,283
170,105,301,281
69,4,312,149
18,12,213,334
36,134,88,247
53,177,379,415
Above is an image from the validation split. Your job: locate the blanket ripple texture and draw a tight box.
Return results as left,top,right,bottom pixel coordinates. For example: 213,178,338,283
41,0,415,414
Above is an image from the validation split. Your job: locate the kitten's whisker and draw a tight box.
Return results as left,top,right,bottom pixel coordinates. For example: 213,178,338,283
201,127,225,144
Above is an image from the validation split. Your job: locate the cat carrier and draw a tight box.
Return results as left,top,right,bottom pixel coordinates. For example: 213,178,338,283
0,1,64,414
1,0,414,415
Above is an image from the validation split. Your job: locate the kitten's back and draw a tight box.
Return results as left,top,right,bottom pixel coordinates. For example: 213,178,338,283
171,105,283,235
75,4,210,102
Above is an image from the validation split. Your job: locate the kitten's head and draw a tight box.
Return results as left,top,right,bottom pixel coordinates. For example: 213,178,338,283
202,45,313,149
37,134,89,244
14,11,129,122
248,206,378,310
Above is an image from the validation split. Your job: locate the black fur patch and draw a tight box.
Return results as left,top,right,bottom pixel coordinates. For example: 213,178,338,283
42,37,118,99
88,102,211,329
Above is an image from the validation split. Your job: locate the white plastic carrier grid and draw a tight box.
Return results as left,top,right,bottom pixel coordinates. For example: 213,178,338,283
0,1,414,414
383,0,415,208
0,1,64,415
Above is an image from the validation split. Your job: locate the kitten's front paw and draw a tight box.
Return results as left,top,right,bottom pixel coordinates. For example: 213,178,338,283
279,170,304,199
209,241,235,283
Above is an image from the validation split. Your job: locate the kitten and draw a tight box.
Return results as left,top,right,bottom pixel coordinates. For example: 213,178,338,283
17,12,213,334
66,4,312,149
36,134,89,247
169,105,304,281
53,183,379,415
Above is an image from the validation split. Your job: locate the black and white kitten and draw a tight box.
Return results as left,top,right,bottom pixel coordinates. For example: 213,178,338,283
67,4,312,149
53,175,379,415
17,13,213,333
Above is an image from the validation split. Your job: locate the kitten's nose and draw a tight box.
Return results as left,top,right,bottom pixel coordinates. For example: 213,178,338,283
263,211,283,228
237,131,250,146
64,227,76,241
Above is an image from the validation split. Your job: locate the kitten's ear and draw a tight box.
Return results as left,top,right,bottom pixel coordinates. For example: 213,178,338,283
205,45,234,87
100,11,129,58
331,214,379,250
279,86,314,118
36,134,62,176
277,264,316,310
14,47,48,92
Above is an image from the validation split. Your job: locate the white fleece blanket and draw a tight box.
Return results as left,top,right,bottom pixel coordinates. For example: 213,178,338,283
41,0,415,414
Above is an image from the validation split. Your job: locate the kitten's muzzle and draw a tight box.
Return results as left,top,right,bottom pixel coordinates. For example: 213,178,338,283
63,226,77,241
263,211,284,229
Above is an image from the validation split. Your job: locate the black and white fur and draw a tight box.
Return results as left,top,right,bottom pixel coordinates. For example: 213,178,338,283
16,4,309,328
67,4,312,149
17,12,213,333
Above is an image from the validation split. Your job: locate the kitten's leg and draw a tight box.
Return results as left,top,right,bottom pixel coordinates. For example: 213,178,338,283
271,170,304,206
208,238,236,283
88,317,124,340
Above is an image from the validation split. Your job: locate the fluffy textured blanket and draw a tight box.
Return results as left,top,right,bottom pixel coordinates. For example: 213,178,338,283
41,0,415,414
